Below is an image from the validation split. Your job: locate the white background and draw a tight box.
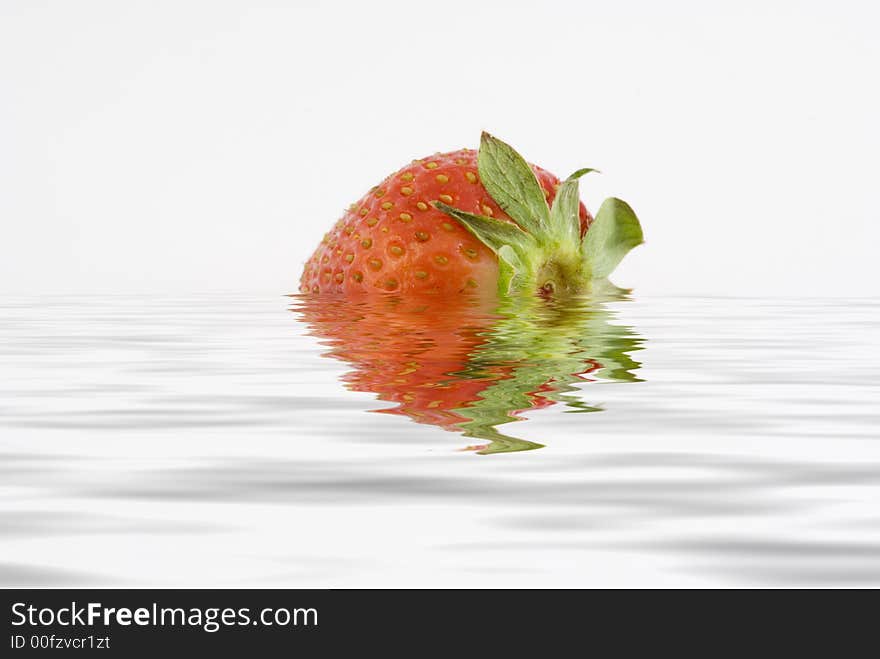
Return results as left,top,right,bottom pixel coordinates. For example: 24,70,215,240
2,0,878,296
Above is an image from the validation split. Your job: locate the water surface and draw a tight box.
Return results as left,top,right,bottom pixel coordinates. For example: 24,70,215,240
1,294,878,586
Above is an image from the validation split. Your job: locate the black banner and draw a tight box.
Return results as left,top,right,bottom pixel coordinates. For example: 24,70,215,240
1,588,872,654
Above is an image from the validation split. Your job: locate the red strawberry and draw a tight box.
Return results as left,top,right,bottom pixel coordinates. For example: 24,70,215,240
300,133,642,298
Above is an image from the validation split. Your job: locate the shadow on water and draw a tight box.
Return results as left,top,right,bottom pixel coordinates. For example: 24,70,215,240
291,284,644,454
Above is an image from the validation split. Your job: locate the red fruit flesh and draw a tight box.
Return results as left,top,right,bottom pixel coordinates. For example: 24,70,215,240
299,149,592,296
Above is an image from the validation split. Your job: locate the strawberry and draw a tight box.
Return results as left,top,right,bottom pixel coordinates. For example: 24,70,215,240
294,287,643,454
300,133,642,298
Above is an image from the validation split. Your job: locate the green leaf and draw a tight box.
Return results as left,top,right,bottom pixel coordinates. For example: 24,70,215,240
496,244,526,293
548,168,598,245
567,167,600,179
434,202,532,253
496,244,523,268
581,197,644,279
477,132,550,235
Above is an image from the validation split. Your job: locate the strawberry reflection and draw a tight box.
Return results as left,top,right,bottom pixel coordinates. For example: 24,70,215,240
292,284,643,454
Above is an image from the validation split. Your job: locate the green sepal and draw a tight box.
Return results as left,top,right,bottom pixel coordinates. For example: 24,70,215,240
548,168,598,245
567,167,601,179
477,132,550,234
581,197,644,279
496,244,527,294
433,202,532,253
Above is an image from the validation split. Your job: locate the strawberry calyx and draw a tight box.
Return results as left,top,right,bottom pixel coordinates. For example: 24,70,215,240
436,132,644,297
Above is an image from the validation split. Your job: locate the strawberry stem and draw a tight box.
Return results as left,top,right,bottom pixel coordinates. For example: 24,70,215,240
437,133,644,297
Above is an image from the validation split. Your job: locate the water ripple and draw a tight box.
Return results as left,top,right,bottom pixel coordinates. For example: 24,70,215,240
0,294,878,586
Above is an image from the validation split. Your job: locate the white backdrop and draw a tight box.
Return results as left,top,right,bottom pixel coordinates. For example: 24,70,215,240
2,0,878,296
